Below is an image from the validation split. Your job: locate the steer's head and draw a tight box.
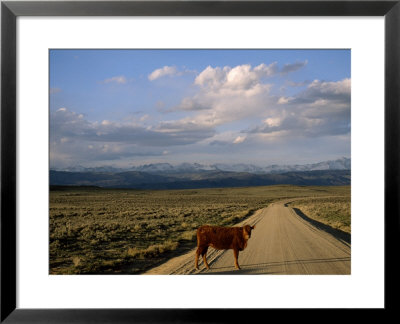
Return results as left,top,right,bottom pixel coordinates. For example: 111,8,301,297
243,225,256,240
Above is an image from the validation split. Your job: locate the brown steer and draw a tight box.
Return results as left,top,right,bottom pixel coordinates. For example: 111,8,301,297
195,224,255,270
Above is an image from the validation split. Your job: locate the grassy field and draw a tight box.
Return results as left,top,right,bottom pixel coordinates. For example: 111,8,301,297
49,185,350,274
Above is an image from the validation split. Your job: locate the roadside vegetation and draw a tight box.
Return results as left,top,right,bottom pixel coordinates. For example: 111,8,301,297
49,185,350,274
288,196,351,233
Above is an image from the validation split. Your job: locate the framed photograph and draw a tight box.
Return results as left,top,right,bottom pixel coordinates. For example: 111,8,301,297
1,0,398,322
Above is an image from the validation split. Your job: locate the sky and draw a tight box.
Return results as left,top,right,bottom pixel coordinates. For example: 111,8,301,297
49,49,351,169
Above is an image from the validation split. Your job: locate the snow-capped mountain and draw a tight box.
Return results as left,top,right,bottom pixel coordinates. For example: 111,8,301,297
54,157,350,175
131,158,350,174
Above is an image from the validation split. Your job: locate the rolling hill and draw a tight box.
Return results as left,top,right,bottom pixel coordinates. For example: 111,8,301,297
50,169,350,190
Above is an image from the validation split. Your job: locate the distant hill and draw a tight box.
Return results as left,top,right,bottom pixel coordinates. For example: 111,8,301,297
50,169,350,190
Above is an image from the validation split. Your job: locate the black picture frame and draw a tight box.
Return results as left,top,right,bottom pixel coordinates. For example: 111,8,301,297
1,0,399,322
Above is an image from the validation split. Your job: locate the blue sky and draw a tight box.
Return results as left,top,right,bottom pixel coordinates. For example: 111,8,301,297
49,49,350,169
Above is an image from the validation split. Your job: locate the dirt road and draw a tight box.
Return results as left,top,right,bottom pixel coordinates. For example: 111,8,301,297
144,199,351,275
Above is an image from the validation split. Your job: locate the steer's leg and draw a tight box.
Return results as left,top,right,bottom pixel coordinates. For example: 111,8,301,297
195,247,202,270
202,247,210,270
233,249,241,270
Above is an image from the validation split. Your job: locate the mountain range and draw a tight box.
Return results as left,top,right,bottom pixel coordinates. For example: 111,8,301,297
50,158,350,190
55,157,350,175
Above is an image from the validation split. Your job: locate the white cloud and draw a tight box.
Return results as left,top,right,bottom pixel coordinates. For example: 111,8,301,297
308,78,351,96
139,114,149,122
50,107,219,168
277,96,292,105
264,117,282,127
281,60,308,75
101,120,112,126
50,107,215,147
173,63,278,128
248,78,351,139
166,64,350,147
175,61,311,128
194,63,277,91
176,97,210,111
199,131,251,148
233,136,246,144
102,75,127,84
254,62,279,76
148,66,178,81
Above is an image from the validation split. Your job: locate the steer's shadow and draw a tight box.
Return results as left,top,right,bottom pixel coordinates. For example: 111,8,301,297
196,256,351,275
